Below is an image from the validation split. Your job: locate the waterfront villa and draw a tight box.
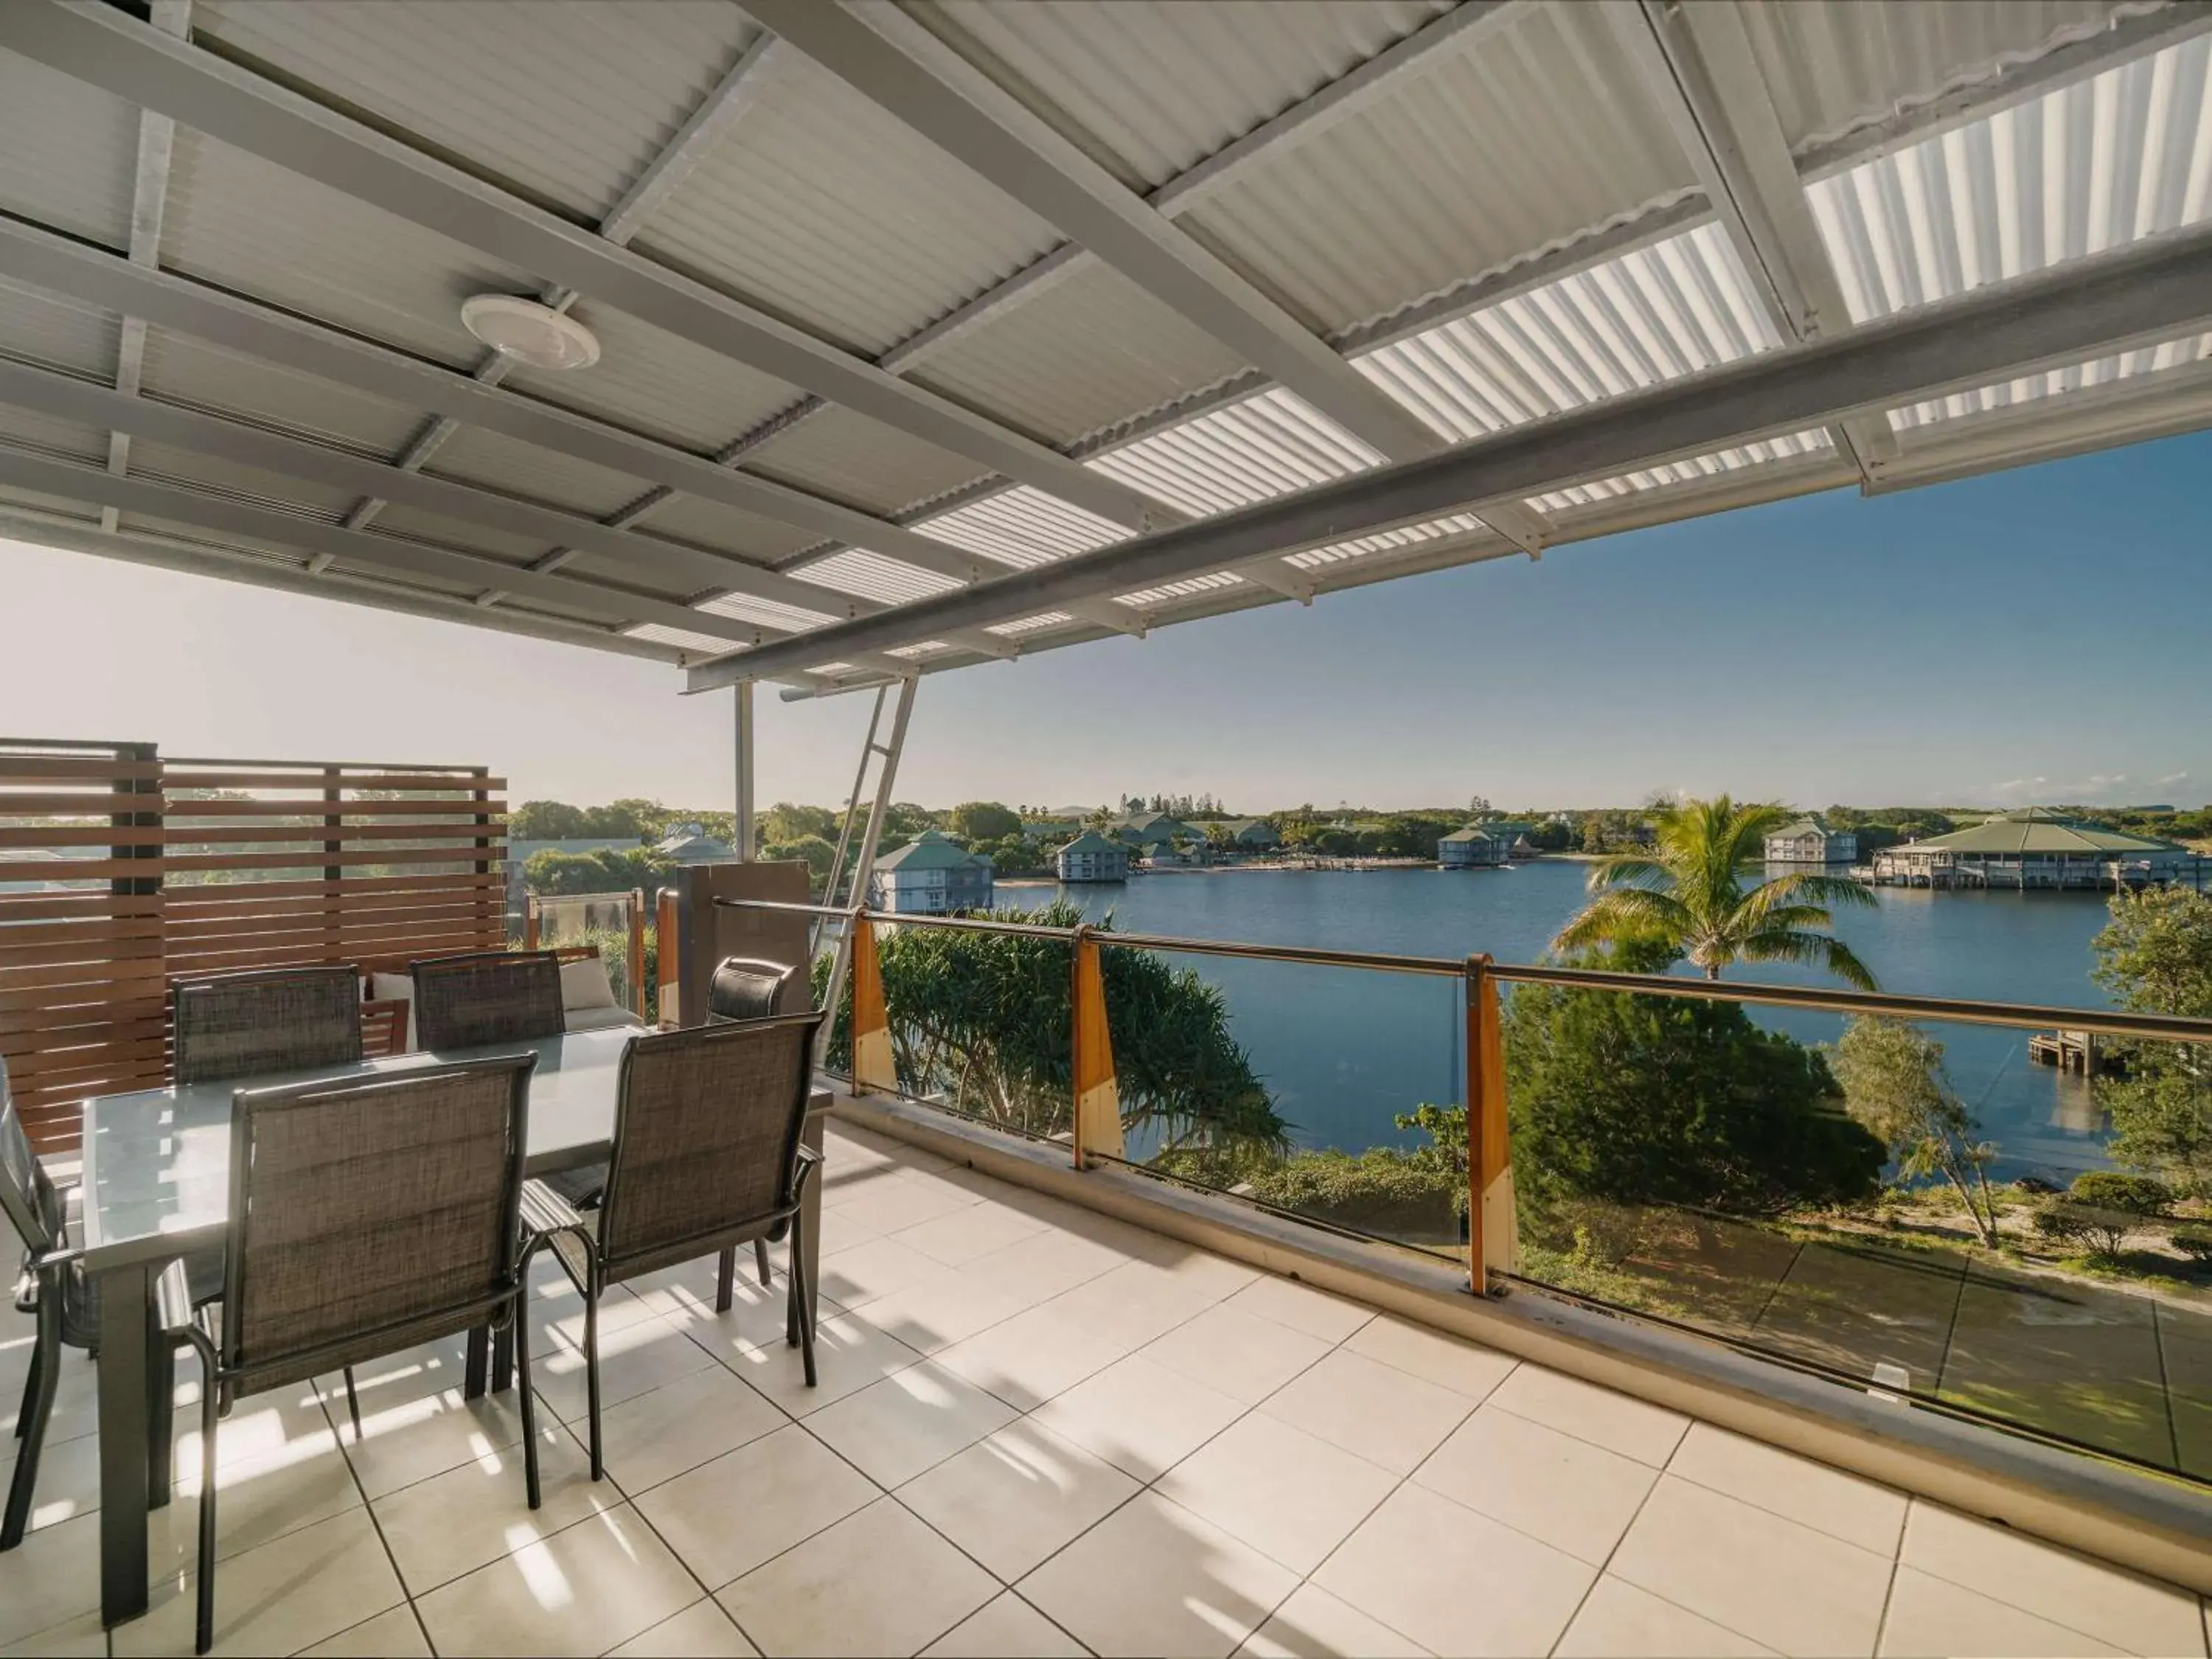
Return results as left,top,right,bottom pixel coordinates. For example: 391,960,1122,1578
1108,811,1200,854
1219,817,1281,850
1055,830,1130,883
868,829,995,914
1439,824,1510,867
1868,808,2194,889
1765,815,1859,863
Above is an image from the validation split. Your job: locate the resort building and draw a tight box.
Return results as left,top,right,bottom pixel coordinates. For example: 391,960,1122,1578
1439,825,1509,867
650,822,737,866
1020,816,1082,842
1484,821,1538,856
1056,830,1130,883
868,829,995,914
1868,809,2194,889
1765,816,1859,863
1220,818,1281,850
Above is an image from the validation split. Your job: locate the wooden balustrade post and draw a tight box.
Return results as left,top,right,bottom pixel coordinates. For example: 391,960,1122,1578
627,888,646,1015
523,894,540,950
1071,927,1124,1169
1465,953,1519,1291
849,911,897,1094
653,888,678,1025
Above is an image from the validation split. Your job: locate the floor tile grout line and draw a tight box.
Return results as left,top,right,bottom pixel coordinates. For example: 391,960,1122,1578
310,1361,437,1658
1540,1450,1677,1659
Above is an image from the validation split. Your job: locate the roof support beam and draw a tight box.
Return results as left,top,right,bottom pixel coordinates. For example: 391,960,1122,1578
0,504,689,664
0,220,1014,583
0,446,776,648
689,219,2212,689
745,0,1437,465
0,0,1172,533
100,0,191,535
1603,0,1896,480
0,354,874,623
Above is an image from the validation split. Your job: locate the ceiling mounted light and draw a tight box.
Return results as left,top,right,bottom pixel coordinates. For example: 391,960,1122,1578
459,294,601,370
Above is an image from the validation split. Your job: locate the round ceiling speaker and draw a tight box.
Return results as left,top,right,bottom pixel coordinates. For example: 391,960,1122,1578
459,294,602,370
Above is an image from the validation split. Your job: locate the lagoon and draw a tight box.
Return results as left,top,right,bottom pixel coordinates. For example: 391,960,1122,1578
1001,860,2121,1180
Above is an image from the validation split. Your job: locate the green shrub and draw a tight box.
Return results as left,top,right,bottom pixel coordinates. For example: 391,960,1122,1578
2171,1222,2212,1263
2034,1199,2136,1261
2066,1172,2173,1216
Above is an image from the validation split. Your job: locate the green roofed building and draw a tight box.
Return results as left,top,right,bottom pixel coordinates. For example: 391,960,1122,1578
1057,830,1130,883
1869,808,2194,891
1439,826,1507,868
869,830,995,914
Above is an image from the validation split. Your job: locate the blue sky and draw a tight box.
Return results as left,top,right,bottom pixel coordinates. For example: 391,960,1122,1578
5,428,2208,815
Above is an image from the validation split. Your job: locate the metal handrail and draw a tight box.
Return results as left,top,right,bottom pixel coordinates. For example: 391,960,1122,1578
711,894,2212,1042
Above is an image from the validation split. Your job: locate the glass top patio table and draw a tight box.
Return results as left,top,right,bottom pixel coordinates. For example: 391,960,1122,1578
75,1026,826,1272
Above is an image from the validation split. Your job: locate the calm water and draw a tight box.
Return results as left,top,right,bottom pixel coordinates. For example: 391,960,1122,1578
1001,861,2122,1180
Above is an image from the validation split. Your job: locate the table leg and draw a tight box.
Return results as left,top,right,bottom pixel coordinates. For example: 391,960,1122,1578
801,1112,826,1331
94,1261,153,1627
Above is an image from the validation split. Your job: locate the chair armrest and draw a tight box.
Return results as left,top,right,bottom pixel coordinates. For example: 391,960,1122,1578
519,1178,588,1239
792,1143,822,1198
153,1257,198,1340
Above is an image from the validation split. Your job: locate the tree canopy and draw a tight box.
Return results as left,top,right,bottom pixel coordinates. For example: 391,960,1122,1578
1831,1017,2001,1244
950,801,1022,844
2093,887,2212,1195
523,846,669,896
1504,944,1885,1217
1555,796,1879,989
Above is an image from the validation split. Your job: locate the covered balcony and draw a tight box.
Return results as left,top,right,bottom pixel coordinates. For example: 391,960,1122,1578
4,0,2212,1652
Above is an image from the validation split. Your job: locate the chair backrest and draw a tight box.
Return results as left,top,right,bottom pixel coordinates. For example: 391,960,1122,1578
173,966,364,1087
359,998,411,1058
0,1060,65,1256
218,1054,535,1399
411,951,563,1051
597,1011,823,1281
706,956,805,1023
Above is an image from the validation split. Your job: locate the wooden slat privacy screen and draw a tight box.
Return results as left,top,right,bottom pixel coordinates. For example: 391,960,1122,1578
0,741,505,1151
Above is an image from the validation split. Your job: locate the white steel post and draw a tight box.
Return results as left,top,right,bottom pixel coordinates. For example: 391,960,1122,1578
733,681,755,860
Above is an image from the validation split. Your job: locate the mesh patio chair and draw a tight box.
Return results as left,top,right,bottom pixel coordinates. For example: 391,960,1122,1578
536,955,810,1294
171,966,363,1087
2,1060,220,1551
410,950,564,1053
520,1012,825,1480
163,1055,540,1655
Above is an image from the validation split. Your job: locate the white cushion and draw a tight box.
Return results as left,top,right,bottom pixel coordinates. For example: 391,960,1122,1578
563,1004,645,1034
560,955,620,1012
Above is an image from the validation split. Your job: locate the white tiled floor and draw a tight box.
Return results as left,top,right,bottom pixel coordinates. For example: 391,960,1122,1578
4,1121,2208,1658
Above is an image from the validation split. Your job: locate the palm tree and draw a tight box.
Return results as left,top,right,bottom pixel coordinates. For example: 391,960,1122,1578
1554,796,1879,990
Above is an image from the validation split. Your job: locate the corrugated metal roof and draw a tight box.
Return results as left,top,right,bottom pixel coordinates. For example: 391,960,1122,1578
501,302,802,456
1354,222,1778,441
122,439,356,523
366,501,552,566
1810,29,2212,430
905,262,1253,449
1738,0,2171,165
1175,2,1699,336
693,589,844,635
0,282,122,382
0,406,111,466
742,405,988,520
625,622,738,657
912,484,1128,570
626,491,821,568
787,548,965,607
1087,386,1380,518
1810,31,2212,323
0,52,139,253
161,129,535,370
1114,570,1247,610
421,422,647,521
984,611,1074,637
1282,512,1495,570
911,0,1453,191
1531,430,1836,515
197,1,759,223
634,48,1061,358
139,328,424,459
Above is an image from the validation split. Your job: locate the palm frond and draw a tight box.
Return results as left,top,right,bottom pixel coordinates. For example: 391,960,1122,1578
1754,869,1878,911
1585,855,1669,893
1553,887,1692,956
1739,927,1882,992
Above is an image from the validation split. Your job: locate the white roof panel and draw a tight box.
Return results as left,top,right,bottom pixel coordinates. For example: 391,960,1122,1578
635,49,1062,358
138,329,424,459
0,282,122,383
1086,387,1381,518
912,485,1128,570
195,1,762,223
788,549,965,608
0,52,139,252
